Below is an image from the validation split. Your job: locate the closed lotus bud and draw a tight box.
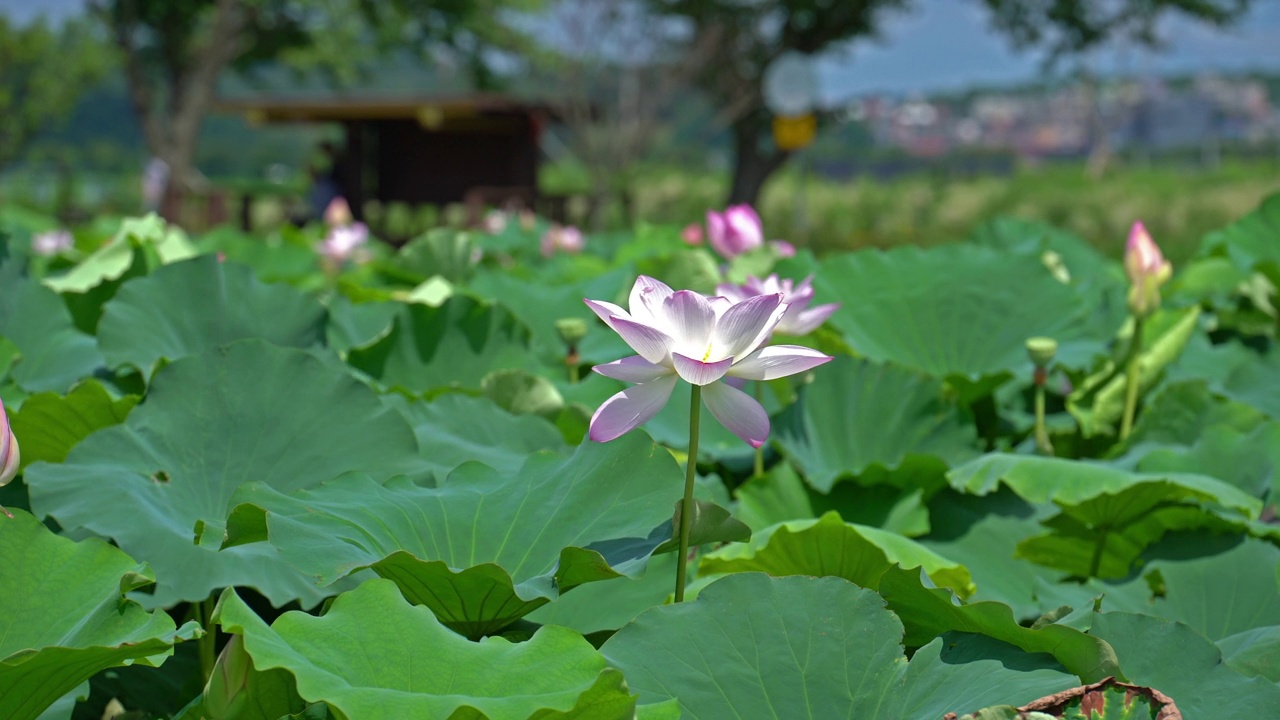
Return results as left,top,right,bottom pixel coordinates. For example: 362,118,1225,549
1,403,19,516
1124,222,1172,318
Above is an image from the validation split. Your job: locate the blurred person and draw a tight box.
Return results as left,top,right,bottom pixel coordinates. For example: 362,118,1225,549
141,157,169,213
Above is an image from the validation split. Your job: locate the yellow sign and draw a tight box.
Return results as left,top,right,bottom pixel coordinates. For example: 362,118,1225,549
773,114,816,151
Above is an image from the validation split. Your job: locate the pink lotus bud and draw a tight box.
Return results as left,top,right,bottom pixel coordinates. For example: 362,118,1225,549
681,223,704,246
706,204,764,259
324,197,353,227
1124,222,1172,317
519,209,537,232
0,402,19,518
317,222,369,264
770,240,796,258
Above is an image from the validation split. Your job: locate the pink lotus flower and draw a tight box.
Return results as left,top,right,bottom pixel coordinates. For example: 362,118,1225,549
0,402,20,518
706,204,764,259
482,210,508,235
681,223,704,246
541,224,585,258
317,222,370,264
585,276,832,447
717,274,839,336
31,230,73,257
324,197,353,227
1124,221,1172,317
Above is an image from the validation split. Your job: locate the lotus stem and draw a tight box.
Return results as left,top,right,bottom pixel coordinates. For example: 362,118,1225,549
753,381,765,477
566,347,580,384
1119,316,1145,440
195,595,217,683
675,385,701,603
1033,368,1053,456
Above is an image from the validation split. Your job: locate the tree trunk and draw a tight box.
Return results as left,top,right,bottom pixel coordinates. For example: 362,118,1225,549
726,111,791,207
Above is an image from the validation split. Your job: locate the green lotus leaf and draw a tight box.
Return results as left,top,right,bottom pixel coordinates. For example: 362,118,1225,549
468,266,633,365
1067,306,1201,437
97,256,327,376
346,295,536,391
220,434,683,637
0,265,103,393
25,341,421,607
950,453,1262,578
1132,418,1280,500
323,296,398,352
1103,534,1280,642
876,565,1119,682
1199,191,1280,273
916,489,1062,619
10,380,137,469
394,227,480,284
734,462,932,537
813,245,1099,380
699,510,975,599
193,226,321,285
211,579,639,719
773,356,979,492
0,510,199,720
525,553,678,636
42,214,195,294
1218,625,1280,683
388,392,567,480
1168,335,1280,420
1085,611,1280,717
601,573,1078,719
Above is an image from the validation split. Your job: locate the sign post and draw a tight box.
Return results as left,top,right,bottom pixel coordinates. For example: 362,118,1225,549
763,52,820,239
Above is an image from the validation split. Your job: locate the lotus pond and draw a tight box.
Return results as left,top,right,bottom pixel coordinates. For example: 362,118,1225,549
1,195,1279,719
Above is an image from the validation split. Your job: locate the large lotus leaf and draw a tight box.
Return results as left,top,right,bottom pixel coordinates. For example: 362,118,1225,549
323,296,398,352
25,341,421,607
734,462,932,537
468,266,633,365
773,356,979,492
1132,419,1280,500
950,454,1262,578
10,380,137,469
1167,335,1280,419
193,226,320,284
393,228,480,284
812,245,1098,380
916,488,1061,618
601,573,1077,719
0,510,198,720
1218,626,1280,683
1137,534,1280,641
875,565,1119,682
1199,191,1280,273
525,553,678,635
1086,611,1280,717
1066,306,1202,437
42,214,195,294
601,573,907,718
387,392,567,479
0,265,103,393
220,433,683,637
346,295,536,391
213,579,639,719
699,510,975,598
97,256,328,376
894,634,1078,720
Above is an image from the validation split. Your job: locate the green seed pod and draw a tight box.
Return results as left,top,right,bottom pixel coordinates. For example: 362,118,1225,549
1026,336,1058,367
555,318,588,347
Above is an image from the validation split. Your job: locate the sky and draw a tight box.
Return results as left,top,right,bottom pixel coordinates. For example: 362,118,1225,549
6,0,1280,102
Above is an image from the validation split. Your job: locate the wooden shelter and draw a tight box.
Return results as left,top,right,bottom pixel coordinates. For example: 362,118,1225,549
217,76,560,228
